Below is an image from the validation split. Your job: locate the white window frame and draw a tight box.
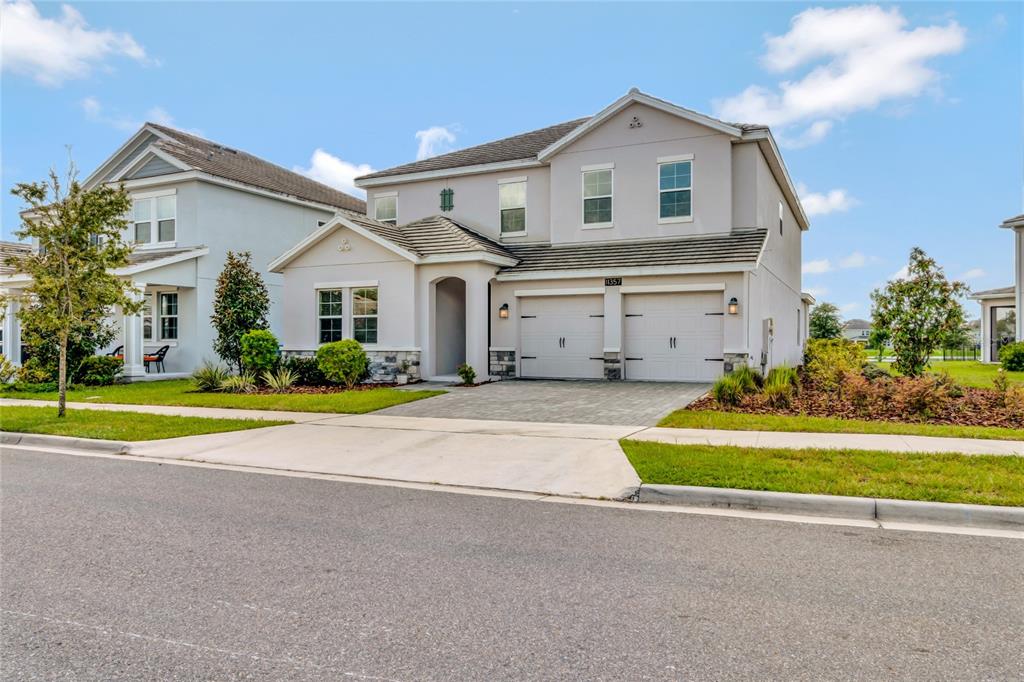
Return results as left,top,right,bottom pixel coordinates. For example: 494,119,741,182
351,286,379,346
778,201,784,236
157,291,179,341
581,163,614,229
497,176,528,237
656,154,694,225
142,294,155,342
131,188,177,248
373,191,398,225
317,289,345,345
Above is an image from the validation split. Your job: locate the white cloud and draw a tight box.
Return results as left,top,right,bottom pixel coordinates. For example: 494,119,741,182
890,265,910,281
959,267,986,280
294,149,373,198
777,120,833,149
1,0,151,86
415,126,457,160
803,259,832,275
81,97,187,134
804,285,829,298
839,302,861,314
797,182,857,217
839,251,867,269
713,5,966,146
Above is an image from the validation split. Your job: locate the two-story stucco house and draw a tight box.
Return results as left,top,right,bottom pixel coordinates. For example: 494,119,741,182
271,90,812,383
1,123,365,379
971,213,1022,363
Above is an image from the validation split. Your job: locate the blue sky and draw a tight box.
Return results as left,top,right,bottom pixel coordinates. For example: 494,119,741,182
2,1,1020,319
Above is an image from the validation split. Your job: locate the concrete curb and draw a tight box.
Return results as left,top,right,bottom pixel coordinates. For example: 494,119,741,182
637,483,1024,530
1,432,131,455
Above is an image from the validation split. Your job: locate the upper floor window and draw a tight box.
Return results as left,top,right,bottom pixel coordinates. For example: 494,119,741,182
133,193,176,245
658,157,692,222
582,166,613,227
498,178,527,235
318,289,344,343
374,193,397,225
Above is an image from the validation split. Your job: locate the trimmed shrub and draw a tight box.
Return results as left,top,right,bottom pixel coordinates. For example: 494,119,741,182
861,364,891,382
456,362,477,386
17,357,52,384
763,372,794,408
804,338,865,389
712,375,744,407
75,355,122,386
999,341,1024,372
891,375,950,419
240,329,279,377
263,367,296,393
0,355,17,384
192,361,231,392
731,365,763,393
284,356,327,386
317,340,369,389
11,381,57,393
219,372,258,394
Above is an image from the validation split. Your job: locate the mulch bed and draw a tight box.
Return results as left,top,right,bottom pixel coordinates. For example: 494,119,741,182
244,384,398,395
689,378,1024,430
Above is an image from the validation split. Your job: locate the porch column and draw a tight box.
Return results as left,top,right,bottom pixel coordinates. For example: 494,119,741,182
465,274,489,380
122,285,147,380
2,294,22,366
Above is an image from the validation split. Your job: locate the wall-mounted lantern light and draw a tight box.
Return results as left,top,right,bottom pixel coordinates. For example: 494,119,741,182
498,303,510,319
728,297,739,315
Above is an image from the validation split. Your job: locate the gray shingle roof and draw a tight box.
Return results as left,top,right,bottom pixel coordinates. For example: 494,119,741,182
970,285,1015,297
499,229,767,274
127,246,207,266
343,214,514,260
0,240,31,275
148,123,367,213
357,118,590,181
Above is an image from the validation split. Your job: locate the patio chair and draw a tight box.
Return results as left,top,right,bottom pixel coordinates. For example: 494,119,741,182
107,345,123,358
144,345,170,374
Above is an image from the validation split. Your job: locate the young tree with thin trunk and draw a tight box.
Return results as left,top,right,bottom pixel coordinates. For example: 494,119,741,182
4,161,141,417
870,247,969,377
211,251,270,372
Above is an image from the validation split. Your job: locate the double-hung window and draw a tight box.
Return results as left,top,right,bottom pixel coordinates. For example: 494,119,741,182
658,157,692,222
498,179,527,235
582,167,613,227
374,194,397,225
132,193,176,245
142,297,154,341
352,287,378,344
159,293,178,340
318,290,344,343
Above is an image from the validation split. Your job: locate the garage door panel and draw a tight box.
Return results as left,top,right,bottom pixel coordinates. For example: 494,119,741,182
520,295,604,379
624,292,724,382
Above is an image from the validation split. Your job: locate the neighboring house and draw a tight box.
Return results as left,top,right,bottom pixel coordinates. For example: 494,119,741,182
0,124,365,379
970,213,1022,363
842,319,872,344
271,89,812,383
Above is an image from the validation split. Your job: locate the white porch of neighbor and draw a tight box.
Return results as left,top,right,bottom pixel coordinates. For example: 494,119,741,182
974,291,1016,364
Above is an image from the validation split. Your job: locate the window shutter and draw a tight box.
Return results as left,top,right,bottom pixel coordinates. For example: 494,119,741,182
440,188,454,212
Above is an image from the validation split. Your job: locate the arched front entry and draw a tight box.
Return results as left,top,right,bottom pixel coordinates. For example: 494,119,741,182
434,277,466,376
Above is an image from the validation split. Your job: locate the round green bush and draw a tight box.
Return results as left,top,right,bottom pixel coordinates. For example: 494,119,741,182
75,355,123,386
240,329,279,377
999,341,1024,372
316,339,369,389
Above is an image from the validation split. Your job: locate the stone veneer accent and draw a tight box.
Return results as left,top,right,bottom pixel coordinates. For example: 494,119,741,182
603,351,622,381
281,349,420,384
489,349,516,378
723,352,749,374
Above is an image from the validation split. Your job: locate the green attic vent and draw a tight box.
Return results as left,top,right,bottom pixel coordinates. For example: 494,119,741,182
440,188,454,212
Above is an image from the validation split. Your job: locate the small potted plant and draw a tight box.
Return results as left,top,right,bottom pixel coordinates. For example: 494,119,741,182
395,359,411,386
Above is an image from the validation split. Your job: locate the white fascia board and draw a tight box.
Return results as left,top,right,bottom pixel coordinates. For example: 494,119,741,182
355,158,543,188
115,247,209,277
513,287,604,297
800,292,816,305
419,252,518,267
741,130,810,231
496,262,754,282
619,283,726,294
83,124,175,190
538,90,743,162
313,279,379,290
268,215,418,273
110,145,191,182
0,274,32,287
969,292,1017,302
999,215,1024,229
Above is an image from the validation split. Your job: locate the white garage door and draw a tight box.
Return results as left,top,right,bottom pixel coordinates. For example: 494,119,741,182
519,295,604,379
624,292,724,382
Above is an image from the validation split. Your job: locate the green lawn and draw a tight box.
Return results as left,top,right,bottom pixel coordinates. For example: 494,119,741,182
0,405,289,441
659,410,1024,441
622,440,1024,507
877,360,1024,388
1,379,445,414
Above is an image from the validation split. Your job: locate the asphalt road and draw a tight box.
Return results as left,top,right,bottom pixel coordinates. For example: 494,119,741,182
2,451,1022,681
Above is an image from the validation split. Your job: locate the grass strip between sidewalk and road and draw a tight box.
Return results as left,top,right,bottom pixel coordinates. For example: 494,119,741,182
621,440,1024,507
0,405,291,441
1,379,445,414
658,410,1024,442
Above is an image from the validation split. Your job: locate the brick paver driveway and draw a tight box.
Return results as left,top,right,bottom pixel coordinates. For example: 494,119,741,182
381,379,710,426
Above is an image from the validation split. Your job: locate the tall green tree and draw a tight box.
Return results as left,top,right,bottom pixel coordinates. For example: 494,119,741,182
211,251,269,372
870,247,969,377
809,302,843,339
867,327,890,363
4,161,141,417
